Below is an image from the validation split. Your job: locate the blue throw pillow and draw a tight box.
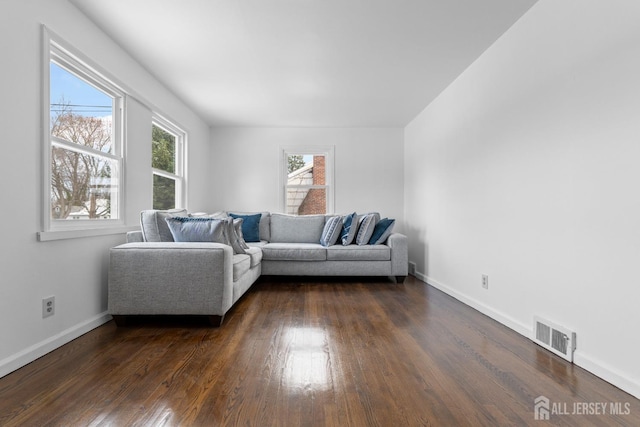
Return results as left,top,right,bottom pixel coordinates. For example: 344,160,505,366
229,213,261,242
340,212,358,245
165,217,228,243
320,216,343,247
369,218,395,244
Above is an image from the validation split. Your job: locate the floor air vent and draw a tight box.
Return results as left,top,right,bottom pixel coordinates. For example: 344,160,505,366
533,316,576,362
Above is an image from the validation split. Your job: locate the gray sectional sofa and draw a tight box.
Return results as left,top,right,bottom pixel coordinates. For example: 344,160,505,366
246,212,408,281
108,210,408,326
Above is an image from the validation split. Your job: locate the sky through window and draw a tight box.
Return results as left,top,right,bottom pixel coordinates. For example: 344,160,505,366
50,62,112,119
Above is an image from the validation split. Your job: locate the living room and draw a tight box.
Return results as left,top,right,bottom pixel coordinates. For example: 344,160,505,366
2,0,639,424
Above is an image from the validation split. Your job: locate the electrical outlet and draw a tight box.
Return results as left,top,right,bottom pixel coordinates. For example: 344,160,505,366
42,296,55,318
481,275,489,290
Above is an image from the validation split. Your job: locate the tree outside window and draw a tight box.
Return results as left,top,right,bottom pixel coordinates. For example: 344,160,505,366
48,59,121,223
152,121,184,210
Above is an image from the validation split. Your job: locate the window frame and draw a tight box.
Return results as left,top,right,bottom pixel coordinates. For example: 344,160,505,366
279,145,335,215
39,28,128,240
151,115,186,210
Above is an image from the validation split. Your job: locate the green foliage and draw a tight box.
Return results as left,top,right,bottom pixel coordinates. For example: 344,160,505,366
288,155,306,174
152,125,175,173
153,174,176,210
152,125,177,209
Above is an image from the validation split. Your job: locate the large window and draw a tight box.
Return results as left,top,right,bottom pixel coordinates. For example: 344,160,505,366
280,146,334,215
152,118,185,210
44,33,124,232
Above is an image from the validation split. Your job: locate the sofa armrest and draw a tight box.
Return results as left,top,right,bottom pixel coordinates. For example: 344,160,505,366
126,230,144,243
387,233,408,277
108,242,234,316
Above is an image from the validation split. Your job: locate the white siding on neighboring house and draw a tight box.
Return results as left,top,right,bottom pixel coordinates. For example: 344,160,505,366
286,163,313,215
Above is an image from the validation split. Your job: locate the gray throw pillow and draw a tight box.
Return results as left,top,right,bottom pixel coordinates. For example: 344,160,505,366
320,216,343,247
140,209,188,242
165,217,228,244
355,213,380,245
233,218,250,249
226,218,247,254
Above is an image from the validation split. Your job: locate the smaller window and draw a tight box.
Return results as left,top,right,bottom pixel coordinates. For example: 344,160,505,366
152,118,185,210
281,146,334,215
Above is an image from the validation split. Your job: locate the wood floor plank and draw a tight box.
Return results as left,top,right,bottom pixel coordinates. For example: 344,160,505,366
1,276,639,426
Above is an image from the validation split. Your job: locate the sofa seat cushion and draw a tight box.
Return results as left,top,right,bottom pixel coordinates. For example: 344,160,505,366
233,254,251,281
245,247,263,268
326,244,390,261
261,243,327,261
247,241,268,248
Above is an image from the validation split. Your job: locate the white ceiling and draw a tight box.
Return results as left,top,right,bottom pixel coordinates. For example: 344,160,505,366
70,0,537,127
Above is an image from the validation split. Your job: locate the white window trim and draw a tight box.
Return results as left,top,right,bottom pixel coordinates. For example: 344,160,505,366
39,27,128,241
279,145,335,214
152,115,186,210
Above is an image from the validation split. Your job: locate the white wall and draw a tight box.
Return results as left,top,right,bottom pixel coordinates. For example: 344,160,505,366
0,0,211,376
404,0,640,398
210,127,404,230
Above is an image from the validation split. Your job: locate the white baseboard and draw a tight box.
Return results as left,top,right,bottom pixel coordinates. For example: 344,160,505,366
574,352,640,400
0,312,112,379
413,271,640,400
416,271,530,337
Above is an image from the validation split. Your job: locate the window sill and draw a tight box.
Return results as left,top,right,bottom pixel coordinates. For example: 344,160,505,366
37,226,139,242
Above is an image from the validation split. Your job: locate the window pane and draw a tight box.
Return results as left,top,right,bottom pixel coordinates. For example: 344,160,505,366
287,155,325,185
51,147,116,220
152,125,175,173
50,62,113,154
286,154,327,214
153,174,176,210
286,188,326,215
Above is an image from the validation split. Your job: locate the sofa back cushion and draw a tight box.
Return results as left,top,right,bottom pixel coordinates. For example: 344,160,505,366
270,213,326,243
140,209,188,242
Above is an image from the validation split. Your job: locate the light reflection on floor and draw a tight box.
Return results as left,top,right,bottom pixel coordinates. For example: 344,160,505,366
281,327,331,392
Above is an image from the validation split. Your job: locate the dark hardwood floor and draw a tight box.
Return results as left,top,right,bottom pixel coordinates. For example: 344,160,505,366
1,276,638,426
